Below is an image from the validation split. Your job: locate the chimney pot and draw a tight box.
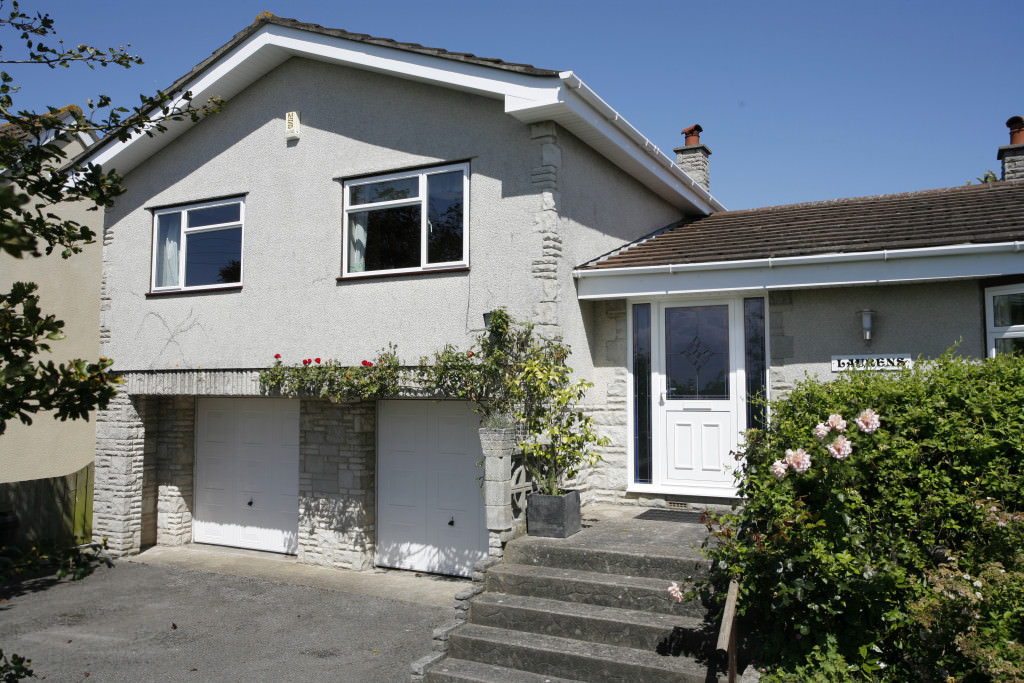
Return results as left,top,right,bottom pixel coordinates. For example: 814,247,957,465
1008,116,1024,146
681,124,703,147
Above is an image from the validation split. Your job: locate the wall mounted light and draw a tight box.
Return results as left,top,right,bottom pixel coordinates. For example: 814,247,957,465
858,309,876,344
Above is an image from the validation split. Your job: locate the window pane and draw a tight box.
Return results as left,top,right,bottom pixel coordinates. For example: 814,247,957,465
632,304,652,484
996,337,1024,356
187,203,240,228
993,293,1024,328
184,227,242,287
351,206,421,272
744,297,767,431
154,213,181,288
666,305,729,400
427,171,463,264
350,177,418,205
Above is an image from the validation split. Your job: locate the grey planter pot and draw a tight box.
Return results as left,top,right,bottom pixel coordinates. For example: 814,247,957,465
526,490,581,538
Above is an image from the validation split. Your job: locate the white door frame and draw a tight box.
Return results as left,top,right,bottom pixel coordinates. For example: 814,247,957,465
628,294,752,497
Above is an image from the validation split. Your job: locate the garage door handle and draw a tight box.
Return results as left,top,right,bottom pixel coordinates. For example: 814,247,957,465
248,498,254,507
448,517,455,527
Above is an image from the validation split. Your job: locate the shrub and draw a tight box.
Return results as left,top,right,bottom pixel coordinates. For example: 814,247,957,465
699,351,1024,680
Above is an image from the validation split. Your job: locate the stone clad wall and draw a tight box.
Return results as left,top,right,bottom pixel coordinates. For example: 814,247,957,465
297,399,377,570
93,387,146,555
153,396,195,547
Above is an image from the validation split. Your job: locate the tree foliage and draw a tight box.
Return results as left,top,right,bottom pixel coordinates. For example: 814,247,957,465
0,1,220,434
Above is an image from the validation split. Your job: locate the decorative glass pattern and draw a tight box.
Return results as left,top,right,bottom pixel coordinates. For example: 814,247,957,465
665,305,729,400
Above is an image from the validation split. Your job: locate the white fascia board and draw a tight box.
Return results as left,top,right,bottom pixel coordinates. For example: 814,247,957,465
86,24,564,175
574,241,1024,300
506,71,724,214
83,23,727,216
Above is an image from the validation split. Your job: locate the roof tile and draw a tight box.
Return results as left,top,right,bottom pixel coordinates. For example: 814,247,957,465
581,181,1024,270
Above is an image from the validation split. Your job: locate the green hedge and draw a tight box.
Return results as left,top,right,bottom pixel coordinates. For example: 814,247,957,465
700,352,1024,681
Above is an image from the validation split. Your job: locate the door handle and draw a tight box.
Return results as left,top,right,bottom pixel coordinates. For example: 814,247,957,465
448,516,455,527
247,498,254,507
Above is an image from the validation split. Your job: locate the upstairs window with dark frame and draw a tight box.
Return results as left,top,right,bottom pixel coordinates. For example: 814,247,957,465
342,163,469,277
151,199,244,291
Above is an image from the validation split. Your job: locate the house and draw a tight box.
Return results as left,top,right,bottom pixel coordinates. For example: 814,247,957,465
83,15,719,577
84,11,1024,579
0,106,101,543
575,116,1024,502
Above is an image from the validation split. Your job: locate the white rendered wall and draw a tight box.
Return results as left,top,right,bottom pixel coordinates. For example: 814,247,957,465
101,58,547,371
768,281,985,392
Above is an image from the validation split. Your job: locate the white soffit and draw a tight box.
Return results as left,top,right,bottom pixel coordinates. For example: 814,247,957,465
85,24,719,214
574,242,1024,300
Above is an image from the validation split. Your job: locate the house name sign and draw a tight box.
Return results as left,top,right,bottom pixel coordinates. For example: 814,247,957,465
831,354,914,372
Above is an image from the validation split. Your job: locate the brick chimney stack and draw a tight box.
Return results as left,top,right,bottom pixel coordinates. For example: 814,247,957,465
674,124,711,193
997,115,1024,181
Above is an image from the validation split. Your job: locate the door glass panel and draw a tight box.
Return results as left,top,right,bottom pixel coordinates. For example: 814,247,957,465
665,305,729,400
744,297,767,430
632,303,652,484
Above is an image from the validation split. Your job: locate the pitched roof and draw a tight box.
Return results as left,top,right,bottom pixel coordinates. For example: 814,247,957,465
75,14,722,214
580,181,1024,270
214,14,561,78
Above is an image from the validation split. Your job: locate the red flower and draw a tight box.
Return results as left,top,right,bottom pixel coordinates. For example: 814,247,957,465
274,353,282,359
361,360,374,367
302,359,310,366
467,351,474,358
315,358,321,364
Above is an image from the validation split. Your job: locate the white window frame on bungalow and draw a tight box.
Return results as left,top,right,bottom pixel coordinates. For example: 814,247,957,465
342,162,469,278
985,283,1024,357
151,198,245,292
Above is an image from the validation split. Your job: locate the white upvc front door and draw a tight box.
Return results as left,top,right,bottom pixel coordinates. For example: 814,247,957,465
650,298,746,496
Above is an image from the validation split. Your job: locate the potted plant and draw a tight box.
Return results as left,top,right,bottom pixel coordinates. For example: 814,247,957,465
417,309,607,538
516,356,607,538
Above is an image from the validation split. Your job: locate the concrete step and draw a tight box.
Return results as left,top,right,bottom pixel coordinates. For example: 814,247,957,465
424,657,582,682
447,623,726,683
503,523,711,580
470,591,715,653
485,562,708,618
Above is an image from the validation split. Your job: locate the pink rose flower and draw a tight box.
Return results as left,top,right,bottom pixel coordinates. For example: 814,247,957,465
813,422,830,441
770,460,789,480
785,448,811,474
827,414,847,432
668,582,684,603
855,409,880,434
828,435,853,460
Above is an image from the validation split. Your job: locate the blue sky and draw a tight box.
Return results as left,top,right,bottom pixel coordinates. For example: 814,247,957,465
10,0,1020,210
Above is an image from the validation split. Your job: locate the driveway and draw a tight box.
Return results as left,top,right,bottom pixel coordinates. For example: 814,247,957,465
0,546,467,682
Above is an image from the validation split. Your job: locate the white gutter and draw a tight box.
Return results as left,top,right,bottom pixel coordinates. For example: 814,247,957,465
556,72,725,213
573,241,1024,299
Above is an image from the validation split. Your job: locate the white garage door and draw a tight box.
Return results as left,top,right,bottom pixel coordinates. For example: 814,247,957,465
194,398,299,554
376,400,488,578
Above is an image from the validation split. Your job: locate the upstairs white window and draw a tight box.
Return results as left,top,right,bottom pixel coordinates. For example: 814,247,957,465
986,284,1024,356
152,199,244,291
343,163,468,277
